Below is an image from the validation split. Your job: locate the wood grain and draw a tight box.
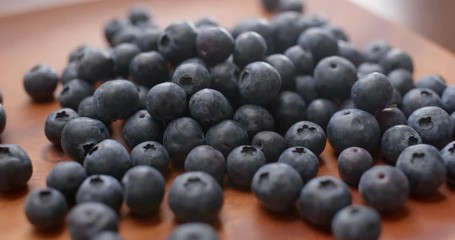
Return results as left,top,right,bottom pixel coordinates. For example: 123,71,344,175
1,0,455,239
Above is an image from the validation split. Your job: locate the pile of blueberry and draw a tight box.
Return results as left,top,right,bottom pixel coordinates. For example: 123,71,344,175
0,0,454,239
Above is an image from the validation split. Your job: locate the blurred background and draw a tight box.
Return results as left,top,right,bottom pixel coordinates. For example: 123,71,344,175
1,0,454,53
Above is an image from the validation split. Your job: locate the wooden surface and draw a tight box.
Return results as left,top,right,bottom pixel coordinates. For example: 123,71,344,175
1,0,455,239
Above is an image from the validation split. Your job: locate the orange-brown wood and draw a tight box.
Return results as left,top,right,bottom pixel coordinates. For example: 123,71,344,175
1,0,455,239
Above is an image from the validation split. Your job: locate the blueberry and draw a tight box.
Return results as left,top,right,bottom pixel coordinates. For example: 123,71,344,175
128,5,151,25
294,75,317,103
261,0,280,11
442,85,455,113
24,188,67,230
269,12,307,53
278,146,319,183
351,72,394,114
380,48,414,74
23,64,58,102
381,125,422,165
337,147,373,185
93,79,140,122
158,21,198,65
136,85,149,110
284,121,326,156
336,40,363,66
297,27,338,62
298,176,352,227
362,39,391,63
84,139,131,180
226,145,267,188
278,0,304,13
111,25,142,47
189,89,233,126
92,231,123,240
76,48,113,83
130,141,169,175
163,117,204,166
314,56,357,101
195,16,219,28
323,24,349,42
122,165,165,216
123,110,162,149
305,98,338,130
387,69,414,96
44,108,79,146
184,145,226,183
407,106,453,149
233,32,267,68
270,91,306,131
440,141,455,184
134,28,161,52
205,120,249,157
112,43,141,78
104,18,130,46
239,61,281,106
67,202,119,240
331,205,381,240
76,175,123,211
252,163,303,212
61,117,109,162
209,61,242,108
168,223,218,240
172,62,210,97
390,88,403,106
58,79,94,110
0,104,6,135
60,61,79,85
356,62,385,78
68,45,92,63
230,17,275,54
375,107,407,135
168,171,223,222
396,144,446,195
416,74,447,96
401,88,442,117
265,54,296,90
359,165,409,211
327,109,380,153
284,45,314,75
77,96,104,122
196,26,234,66
46,161,87,202
233,104,274,138
146,82,187,123
251,131,286,163
0,144,33,191
130,51,169,88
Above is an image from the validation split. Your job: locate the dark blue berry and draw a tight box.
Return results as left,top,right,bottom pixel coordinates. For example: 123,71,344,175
381,125,422,165
76,48,113,83
401,88,443,117
189,89,233,126
163,117,204,166
387,69,414,96
158,21,198,65
297,27,338,62
123,110,162,149
233,32,267,68
172,62,210,97
67,202,119,240
24,188,67,230
196,26,234,66
46,161,87,202
337,147,373,185
233,104,274,138
359,165,409,211
226,145,267,188
112,43,141,78
130,51,170,88
205,120,249,157
375,107,407,135
231,17,275,54
379,48,414,74
44,108,79,146
23,64,58,102
146,82,187,123
285,121,326,156
251,131,286,163
278,146,319,183
168,171,223,222
270,91,306,131
0,144,33,191
76,175,123,211
336,40,362,66
58,79,94,110
284,45,314,75
168,223,218,240
362,39,391,63
251,163,303,212
265,54,296,90
396,144,446,195
351,72,393,114
294,75,317,103
416,74,446,96
332,205,381,240
122,165,165,216
441,141,455,185
269,12,306,53
92,231,123,240
130,141,169,175
184,145,226,183
442,85,455,113
357,62,384,78
60,61,79,85
305,98,338,130
299,176,352,227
